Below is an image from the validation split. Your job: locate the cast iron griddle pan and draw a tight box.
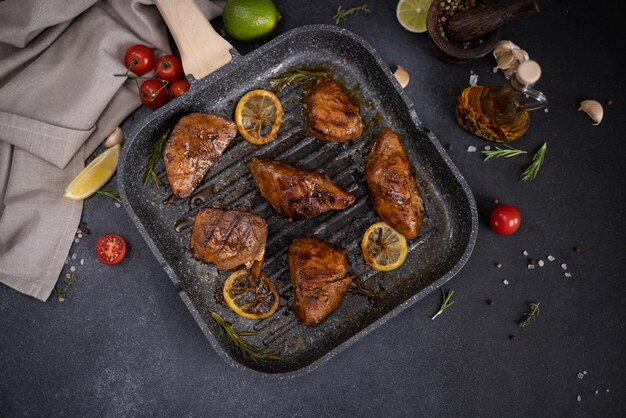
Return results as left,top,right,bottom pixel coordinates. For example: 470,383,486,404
118,0,477,377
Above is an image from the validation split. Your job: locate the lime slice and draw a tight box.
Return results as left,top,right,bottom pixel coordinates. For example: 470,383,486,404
396,0,434,33
63,144,120,201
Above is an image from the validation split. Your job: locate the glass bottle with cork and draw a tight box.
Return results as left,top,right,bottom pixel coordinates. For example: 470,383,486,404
455,60,548,142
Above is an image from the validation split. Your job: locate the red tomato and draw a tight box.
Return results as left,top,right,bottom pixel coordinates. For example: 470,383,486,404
169,79,190,97
489,205,521,235
124,44,154,76
96,234,127,265
139,79,170,109
154,55,185,83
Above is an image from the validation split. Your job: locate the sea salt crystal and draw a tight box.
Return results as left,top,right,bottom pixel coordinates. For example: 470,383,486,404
77,233,83,239
115,202,122,208
492,66,499,73
577,395,581,402
544,108,549,113
548,255,555,261
538,260,545,267
565,272,572,278
606,389,610,393
70,266,76,272
64,258,69,265
469,74,479,86
583,371,587,375
523,250,529,256
80,259,84,265
74,238,79,243
467,145,477,152
71,253,77,260
503,279,509,285
577,372,584,379
527,264,535,269
561,263,568,270
595,390,599,395
484,145,491,150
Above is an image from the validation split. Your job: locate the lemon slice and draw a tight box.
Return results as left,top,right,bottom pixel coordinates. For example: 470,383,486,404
396,0,434,33
361,222,408,272
234,89,284,145
63,144,120,201
223,269,280,320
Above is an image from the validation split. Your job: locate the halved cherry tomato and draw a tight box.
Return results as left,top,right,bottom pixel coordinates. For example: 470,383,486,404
139,79,170,109
169,79,190,97
96,234,127,265
124,44,154,76
489,204,521,235
154,55,184,84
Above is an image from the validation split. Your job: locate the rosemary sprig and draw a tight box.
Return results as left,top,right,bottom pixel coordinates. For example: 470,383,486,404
96,190,121,203
143,130,169,188
268,68,328,93
431,289,455,320
55,273,76,302
521,142,547,182
519,302,540,327
209,309,281,362
334,4,371,25
482,144,527,161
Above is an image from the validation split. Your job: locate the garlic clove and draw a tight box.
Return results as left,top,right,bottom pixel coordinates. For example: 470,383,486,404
103,127,124,148
493,40,520,59
578,100,603,125
393,65,410,88
496,51,517,70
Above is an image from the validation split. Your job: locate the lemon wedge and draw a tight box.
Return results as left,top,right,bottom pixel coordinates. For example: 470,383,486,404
63,144,121,201
396,0,434,33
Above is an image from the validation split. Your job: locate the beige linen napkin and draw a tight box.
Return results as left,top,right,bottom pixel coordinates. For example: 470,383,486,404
0,0,225,301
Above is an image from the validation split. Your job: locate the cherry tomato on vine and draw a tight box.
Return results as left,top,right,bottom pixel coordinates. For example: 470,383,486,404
124,44,154,76
139,79,170,109
154,55,184,83
96,234,127,265
489,204,521,235
169,79,190,97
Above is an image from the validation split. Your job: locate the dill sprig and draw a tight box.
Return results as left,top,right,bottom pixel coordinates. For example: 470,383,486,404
268,68,328,93
521,142,547,182
334,4,371,25
519,302,540,327
96,190,121,203
143,130,169,188
431,289,455,320
482,144,527,161
209,309,281,362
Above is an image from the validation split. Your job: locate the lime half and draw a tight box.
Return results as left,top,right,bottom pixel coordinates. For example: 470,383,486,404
396,0,434,33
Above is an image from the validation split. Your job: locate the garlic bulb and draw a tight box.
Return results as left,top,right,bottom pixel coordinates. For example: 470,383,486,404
393,65,410,88
493,40,529,78
103,127,124,148
578,100,603,125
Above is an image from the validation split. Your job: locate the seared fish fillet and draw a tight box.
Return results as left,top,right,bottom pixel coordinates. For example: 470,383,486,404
288,237,352,327
365,128,424,239
164,113,237,198
190,208,267,271
303,79,363,141
249,158,355,220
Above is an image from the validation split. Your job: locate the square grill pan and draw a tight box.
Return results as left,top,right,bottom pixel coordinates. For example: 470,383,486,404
118,25,478,377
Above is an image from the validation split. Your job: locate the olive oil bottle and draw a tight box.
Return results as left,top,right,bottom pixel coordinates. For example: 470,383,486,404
455,60,547,142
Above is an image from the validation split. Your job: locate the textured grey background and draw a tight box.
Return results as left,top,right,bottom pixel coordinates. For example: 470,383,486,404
1,0,625,416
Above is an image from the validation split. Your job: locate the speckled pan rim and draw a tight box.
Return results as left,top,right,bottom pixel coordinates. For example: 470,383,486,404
118,24,478,379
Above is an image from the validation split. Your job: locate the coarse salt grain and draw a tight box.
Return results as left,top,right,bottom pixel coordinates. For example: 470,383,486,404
606,389,610,393
583,371,587,374
78,233,83,239
538,260,545,267
548,255,555,261
492,66,498,73
467,145,477,152
523,250,529,256
544,108,549,113
577,395,581,402
70,266,76,272
565,272,572,278
503,279,509,285
74,238,79,243
577,372,584,379
469,74,478,86
484,145,491,150
527,264,535,269
595,390,599,395
561,263,568,270
71,253,77,260
115,203,122,208
80,259,84,265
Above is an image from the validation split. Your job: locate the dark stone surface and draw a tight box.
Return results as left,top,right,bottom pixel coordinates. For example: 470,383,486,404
1,0,624,416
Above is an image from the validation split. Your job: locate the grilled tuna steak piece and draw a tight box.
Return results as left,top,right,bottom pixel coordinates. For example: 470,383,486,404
365,128,424,239
288,237,352,327
303,79,363,141
164,113,237,198
248,158,355,220
190,208,267,271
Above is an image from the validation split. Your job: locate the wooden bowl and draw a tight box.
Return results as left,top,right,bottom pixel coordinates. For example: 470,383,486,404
426,0,501,64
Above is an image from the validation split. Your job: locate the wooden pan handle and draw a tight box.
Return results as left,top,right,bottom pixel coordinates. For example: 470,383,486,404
154,0,233,80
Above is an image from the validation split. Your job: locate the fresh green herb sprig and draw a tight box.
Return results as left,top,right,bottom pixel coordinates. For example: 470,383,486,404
521,142,547,182
55,273,76,302
334,4,371,25
96,190,121,203
519,302,540,327
209,309,281,362
268,68,328,93
143,130,169,188
482,144,527,161
431,289,455,320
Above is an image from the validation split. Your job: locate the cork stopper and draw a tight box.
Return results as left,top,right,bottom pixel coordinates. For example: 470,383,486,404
515,60,541,85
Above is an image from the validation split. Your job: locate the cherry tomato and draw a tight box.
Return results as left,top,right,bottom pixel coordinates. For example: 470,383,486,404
139,79,170,109
169,79,190,97
154,55,184,83
489,204,521,235
124,44,154,76
96,234,127,265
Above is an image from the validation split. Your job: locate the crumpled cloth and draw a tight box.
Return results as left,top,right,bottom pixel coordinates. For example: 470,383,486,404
0,0,224,301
